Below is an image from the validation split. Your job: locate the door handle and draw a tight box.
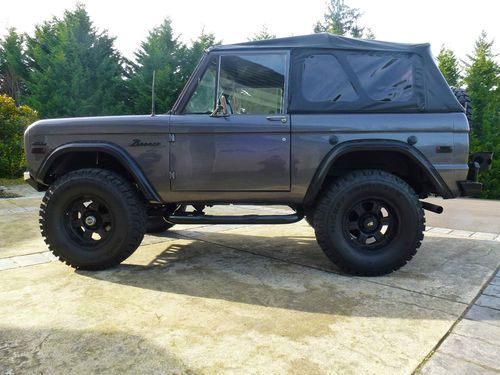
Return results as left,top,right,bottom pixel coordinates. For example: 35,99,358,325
266,116,287,124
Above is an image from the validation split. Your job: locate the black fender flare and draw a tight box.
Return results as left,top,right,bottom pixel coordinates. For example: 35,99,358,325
36,142,163,203
303,139,453,205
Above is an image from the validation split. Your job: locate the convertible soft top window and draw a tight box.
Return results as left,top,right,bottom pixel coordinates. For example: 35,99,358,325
213,33,461,114
301,54,358,103
347,53,414,103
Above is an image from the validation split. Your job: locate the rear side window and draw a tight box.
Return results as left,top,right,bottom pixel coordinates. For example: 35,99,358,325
301,54,358,102
347,53,414,102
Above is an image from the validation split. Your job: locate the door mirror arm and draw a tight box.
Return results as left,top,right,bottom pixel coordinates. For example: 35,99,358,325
210,105,225,117
210,95,230,117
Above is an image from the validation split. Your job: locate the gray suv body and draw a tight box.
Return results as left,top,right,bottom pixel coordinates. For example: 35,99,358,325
23,34,487,275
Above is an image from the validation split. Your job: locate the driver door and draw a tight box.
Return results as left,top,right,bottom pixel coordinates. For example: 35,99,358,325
169,51,291,191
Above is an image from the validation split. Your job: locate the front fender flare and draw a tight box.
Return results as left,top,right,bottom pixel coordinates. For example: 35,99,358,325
36,142,162,203
302,139,453,205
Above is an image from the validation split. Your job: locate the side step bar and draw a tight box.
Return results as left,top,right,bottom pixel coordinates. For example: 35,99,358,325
166,213,304,225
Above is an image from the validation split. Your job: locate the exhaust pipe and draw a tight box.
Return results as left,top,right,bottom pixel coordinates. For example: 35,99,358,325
420,201,444,214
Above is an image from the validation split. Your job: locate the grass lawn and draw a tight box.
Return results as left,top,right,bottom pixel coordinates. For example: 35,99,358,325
0,177,24,198
0,177,24,186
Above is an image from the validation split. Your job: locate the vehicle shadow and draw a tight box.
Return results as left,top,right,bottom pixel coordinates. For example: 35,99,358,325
78,230,500,320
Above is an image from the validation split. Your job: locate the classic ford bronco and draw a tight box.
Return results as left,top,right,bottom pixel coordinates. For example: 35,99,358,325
24,34,490,276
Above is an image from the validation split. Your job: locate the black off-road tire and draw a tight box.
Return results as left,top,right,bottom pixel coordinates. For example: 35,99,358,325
303,212,315,227
146,216,174,233
40,168,147,270
451,86,473,124
313,170,425,276
305,216,314,227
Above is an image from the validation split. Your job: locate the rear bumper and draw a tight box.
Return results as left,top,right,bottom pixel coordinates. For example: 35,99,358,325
458,180,482,196
458,154,492,197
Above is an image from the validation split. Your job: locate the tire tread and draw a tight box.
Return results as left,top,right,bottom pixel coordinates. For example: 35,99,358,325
39,168,146,270
313,169,425,276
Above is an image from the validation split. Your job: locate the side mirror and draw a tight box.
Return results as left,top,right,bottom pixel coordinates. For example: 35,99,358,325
210,95,230,117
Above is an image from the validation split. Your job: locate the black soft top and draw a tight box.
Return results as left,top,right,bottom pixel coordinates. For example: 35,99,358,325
211,34,464,114
212,33,430,53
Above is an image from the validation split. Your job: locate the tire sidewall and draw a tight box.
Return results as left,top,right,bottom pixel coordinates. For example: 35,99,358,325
44,176,139,267
317,175,422,271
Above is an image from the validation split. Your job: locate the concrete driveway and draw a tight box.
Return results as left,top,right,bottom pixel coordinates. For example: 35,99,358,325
0,196,499,374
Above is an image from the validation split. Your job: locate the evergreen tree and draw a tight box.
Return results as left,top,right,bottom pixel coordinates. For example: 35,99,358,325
129,18,184,114
463,32,499,137
363,28,375,40
437,46,461,86
130,23,220,114
25,5,127,118
314,0,374,39
249,25,276,41
463,31,500,199
0,29,28,105
178,30,220,85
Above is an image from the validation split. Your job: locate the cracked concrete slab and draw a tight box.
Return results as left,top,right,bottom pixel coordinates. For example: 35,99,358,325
1,197,500,374
453,319,500,347
465,305,500,328
0,239,467,375
475,295,500,310
417,352,498,375
417,270,500,374
435,333,499,370
171,221,500,304
0,210,46,258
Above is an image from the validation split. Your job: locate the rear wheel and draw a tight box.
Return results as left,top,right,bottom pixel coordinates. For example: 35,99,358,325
313,170,425,276
40,168,146,270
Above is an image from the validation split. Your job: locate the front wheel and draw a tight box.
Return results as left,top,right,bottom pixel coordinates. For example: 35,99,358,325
313,170,425,276
40,169,146,270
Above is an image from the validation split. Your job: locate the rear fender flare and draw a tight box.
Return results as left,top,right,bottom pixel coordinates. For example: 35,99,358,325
303,139,453,205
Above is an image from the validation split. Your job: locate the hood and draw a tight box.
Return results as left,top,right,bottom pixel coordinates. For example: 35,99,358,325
25,114,170,137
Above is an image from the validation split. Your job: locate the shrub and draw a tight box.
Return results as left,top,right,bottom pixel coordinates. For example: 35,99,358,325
0,94,38,178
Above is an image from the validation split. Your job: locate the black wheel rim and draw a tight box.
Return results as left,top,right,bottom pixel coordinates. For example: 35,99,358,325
63,196,114,248
343,198,397,249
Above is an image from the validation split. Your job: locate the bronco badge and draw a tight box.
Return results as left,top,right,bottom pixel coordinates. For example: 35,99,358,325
129,139,160,147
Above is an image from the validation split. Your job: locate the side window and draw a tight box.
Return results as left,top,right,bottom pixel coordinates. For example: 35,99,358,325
347,53,414,102
218,54,286,114
301,54,358,102
184,57,217,114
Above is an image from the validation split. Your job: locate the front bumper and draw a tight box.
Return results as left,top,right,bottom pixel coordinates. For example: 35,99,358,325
23,172,46,191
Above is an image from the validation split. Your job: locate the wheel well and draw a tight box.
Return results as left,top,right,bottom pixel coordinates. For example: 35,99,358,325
44,151,138,193
323,150,437,198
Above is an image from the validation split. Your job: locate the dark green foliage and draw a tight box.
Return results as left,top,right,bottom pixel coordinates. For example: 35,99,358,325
0,29,28,105
0,4,499,200
463,32,500,199
129,22,219,115
437,46,461,86
178,31,220,86
363,28,375,40
128,18,183,114
314,0,374,39
249,26,276,41
0,94,38,177
24,5,128,118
